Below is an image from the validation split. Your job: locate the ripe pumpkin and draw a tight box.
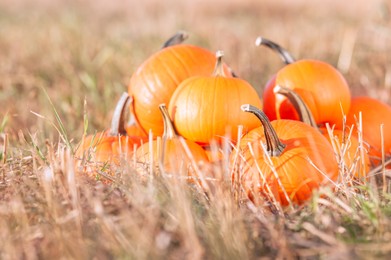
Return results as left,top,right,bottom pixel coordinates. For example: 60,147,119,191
343,96,391,163
168,51,262,145
231,104,339,206
275,86,370,179
129,42,232,137
136,104,208,178
257,37,351,127
75,93,145,181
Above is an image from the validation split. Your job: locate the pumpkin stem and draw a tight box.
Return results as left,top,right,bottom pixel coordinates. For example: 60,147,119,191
274,85,318,128
159,104,177,140
161,31,189,48
110,92,130,136
255,37,295,65
213,50,226,77
241,104,286,157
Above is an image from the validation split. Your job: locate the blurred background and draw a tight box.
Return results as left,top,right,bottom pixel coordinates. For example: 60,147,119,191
0,0,390,142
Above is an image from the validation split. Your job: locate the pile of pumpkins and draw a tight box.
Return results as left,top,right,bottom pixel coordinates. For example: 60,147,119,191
76,32,391,207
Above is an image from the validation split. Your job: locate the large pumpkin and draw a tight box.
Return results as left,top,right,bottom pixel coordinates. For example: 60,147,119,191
257,37,351,127
231,104,339,206
129,44,232,136
168,51,262,145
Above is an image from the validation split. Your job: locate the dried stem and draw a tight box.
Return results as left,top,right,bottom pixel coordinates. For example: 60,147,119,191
255,36,295,65
110,92,130,136
213,50,226,77
159,104,178,140
161,30,189,48
159,104,178,171
274,85,318,128
241,104,286,156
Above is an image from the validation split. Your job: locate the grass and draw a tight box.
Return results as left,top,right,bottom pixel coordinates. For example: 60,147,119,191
1,0,391,258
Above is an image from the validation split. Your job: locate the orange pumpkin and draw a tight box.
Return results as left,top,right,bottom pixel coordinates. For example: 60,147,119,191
136,104,208,179
343,96,391,163
275,86,370,179
257,37,351,127
129,43,232,137
231,104,339,206
168,51,262,146
75,93,145,181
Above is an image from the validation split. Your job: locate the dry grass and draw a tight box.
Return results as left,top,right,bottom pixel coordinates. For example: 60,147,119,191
1,0,391,258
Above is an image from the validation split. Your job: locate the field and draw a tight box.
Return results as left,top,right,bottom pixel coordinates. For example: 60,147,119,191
1,0,391,258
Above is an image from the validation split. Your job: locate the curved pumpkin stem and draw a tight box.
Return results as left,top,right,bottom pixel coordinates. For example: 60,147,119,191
159,104,177,140
241,104,286,157
255,37,295,65
161,31,189,49
213,50,226,77
274,85,318,128
110,92,130,136
159,104,178,169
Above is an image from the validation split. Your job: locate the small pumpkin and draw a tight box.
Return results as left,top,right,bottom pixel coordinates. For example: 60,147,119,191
136,104,208,179
75,93,144,181
168,51,262,145
275,86,370,179
129,34,233,136
343,96,391,163
257,37,351,127
231,104,339,206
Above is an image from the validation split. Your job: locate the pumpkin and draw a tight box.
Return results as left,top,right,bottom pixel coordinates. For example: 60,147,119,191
129,40,233,136
168,51,262,145
343,96,391,163
231,104,339,206
256,37,351,127
136,104,208,179
275,86,370,179
75,93,144,181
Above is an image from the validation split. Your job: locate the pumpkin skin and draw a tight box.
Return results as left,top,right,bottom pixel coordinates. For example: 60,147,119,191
232,105,339,206
256,37,351,127
129,44,232,136
168,52,262,145
343,96,391,161
136,104,208,178
125,95,148,142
